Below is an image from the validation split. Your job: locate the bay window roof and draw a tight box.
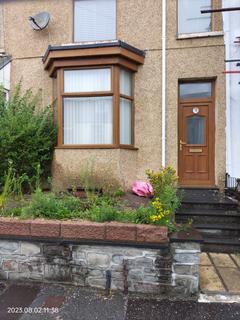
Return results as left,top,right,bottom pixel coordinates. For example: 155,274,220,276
43,41,145,77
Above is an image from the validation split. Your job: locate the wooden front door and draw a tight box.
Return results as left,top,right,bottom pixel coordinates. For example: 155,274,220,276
178,82,215,186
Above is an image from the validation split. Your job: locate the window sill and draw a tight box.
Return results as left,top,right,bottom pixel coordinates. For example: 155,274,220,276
55,145,139,151
177,31,224,40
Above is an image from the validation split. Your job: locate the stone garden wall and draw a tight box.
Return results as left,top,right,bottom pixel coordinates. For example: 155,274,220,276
0,218,201,297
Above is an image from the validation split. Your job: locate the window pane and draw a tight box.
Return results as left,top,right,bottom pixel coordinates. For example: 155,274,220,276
180,82,212,99
63,97,112,144
187,116,205,144
64,69,111,93
120,98,132,145
74,0,116,42
120,69,132,96
178,0,211,34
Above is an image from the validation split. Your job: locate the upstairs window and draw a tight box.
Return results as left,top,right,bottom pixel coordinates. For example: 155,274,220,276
74,0,116,42
178,0,212,34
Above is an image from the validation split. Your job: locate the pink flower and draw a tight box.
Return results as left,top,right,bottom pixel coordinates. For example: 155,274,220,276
132,181,154,197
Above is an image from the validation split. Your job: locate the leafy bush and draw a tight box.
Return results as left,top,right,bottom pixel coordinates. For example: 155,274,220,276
148,198,176,232
85,202,119,222
0,85,57,188
18,189,84,220
144,166,182,231
119,206,154,224
146,166,181,213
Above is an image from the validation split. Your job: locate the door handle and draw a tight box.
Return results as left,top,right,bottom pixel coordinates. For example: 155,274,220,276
179,139,186,151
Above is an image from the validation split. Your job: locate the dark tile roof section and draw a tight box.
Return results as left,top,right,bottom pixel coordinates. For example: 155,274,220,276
0,55,11,70
42,40,146,63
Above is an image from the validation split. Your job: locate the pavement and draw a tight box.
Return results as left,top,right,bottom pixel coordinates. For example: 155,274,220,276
200,252,240,294
0,281,240,320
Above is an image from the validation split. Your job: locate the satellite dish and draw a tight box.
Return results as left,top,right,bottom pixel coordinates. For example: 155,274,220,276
29,12,50,31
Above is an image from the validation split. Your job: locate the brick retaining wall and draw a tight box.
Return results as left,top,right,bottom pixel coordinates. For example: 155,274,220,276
0,218,167,244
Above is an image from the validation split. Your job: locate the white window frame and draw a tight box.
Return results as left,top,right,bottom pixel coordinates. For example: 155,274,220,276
177,0,213,37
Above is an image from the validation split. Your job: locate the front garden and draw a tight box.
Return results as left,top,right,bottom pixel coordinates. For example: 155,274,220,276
0,86,201,298
0,85,190,234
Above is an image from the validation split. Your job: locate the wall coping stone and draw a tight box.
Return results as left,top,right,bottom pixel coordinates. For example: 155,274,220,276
0,217,168,245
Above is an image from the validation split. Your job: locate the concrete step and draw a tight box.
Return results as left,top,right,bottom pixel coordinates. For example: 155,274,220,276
179,188,238,211
176,209,240,224
201,237,240,253
195,223,240,237
180,202,238,211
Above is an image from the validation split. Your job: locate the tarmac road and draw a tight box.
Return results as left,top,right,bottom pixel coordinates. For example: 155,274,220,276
0,281,240,320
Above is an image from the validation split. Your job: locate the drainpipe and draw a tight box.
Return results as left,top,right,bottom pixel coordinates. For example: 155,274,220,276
162,0,166,167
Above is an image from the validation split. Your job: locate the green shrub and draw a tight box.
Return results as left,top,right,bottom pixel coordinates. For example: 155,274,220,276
84,195,119,222
85,204,119,222
146,166,181,213
117,206,154,224
20,190,84,220
0,85,57,188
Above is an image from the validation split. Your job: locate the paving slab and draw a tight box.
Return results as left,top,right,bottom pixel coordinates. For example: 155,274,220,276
218,267,240,293
200,266,225,292
200,253,212,266
209,253,237,268
231,254,240,268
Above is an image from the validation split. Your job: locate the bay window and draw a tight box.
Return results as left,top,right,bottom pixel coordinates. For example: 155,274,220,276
59,67,134,147
43,41,145,149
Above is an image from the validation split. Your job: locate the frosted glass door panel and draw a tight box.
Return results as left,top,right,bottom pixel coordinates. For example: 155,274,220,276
187,116,205,145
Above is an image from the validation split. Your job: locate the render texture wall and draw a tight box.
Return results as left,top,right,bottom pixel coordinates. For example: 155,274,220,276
1,0,226,190
0,2,4,52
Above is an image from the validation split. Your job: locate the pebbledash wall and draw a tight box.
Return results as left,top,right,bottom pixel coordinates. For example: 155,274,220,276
0,0,226,190
0,218,201,297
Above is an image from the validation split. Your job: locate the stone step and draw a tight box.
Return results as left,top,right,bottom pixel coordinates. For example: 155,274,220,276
180,202,238,211
201,237,240,253
179,188,238,210
194,223,240,238
176,209,240,224
177,215,239,224
177,189,240,253
176,208,240,217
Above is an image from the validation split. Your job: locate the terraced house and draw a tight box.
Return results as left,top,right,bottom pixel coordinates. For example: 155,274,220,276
0,0,232,190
